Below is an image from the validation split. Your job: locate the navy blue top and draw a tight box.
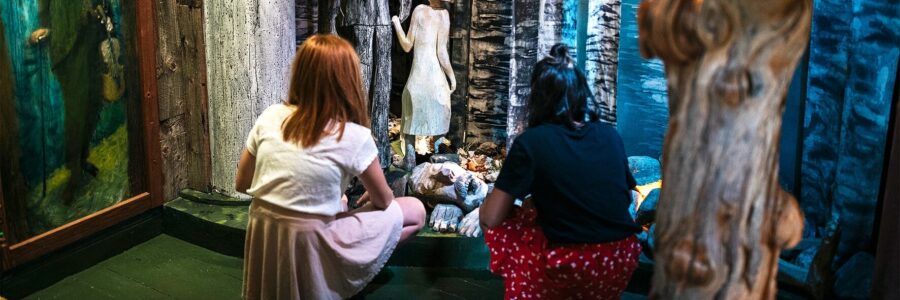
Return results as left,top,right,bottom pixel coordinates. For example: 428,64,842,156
494,122,642,244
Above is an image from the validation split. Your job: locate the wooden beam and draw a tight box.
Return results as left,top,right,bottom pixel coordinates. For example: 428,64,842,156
639,0,812,298
136,0,165,206
7,193,152,268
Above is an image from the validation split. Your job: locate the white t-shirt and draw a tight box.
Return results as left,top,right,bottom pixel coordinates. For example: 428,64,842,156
245,103,379,216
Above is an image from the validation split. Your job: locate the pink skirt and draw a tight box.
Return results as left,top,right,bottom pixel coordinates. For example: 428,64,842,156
242,199,403,300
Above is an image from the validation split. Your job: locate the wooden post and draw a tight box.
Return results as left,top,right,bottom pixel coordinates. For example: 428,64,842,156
205,0,296,196
639,0,811,298
155,0,212,200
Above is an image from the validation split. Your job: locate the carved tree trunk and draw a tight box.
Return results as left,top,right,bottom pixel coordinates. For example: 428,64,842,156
205,0,295,195
639,0,811,298
155,0,211,199
296,0,318,44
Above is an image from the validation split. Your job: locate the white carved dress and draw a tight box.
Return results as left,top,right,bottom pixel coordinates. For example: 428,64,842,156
393,5,453,136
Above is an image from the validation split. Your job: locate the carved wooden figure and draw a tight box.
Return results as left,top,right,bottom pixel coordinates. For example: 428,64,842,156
638,0,811,298
392,0,455,169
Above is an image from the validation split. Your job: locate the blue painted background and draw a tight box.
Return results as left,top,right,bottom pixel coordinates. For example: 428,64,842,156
615,0,668,159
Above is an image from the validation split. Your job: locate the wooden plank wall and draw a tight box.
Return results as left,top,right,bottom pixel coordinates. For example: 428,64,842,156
154,0,211,200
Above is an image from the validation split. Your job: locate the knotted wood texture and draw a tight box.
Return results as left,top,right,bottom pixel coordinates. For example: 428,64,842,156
205,0,295,195
638,0,811,298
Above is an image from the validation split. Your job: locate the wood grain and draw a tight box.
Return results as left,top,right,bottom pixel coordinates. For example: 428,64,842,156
639,0,812,298
204,0,296,195
155,0,212,200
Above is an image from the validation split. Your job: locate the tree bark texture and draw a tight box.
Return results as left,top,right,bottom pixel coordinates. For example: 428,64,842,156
0,19,30,243
800,0,900,262
155,0,211,200
296,0,318,44
447,0,471,147
336,0,409,168
205,0,295,195
466,0,513,145
584,0,620,125
639,0,811,298
507,0,540,144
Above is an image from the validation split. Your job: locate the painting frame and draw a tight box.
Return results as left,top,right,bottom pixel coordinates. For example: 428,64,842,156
0,0,163,271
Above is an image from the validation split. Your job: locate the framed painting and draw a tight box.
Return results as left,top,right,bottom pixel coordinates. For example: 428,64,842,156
0,0,162,270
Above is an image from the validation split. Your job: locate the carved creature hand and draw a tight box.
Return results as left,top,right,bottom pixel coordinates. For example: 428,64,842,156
429,204,463,233
458,208,482,237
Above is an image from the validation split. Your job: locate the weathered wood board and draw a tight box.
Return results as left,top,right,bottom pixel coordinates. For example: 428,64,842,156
155,0,212,200
205,0,296,195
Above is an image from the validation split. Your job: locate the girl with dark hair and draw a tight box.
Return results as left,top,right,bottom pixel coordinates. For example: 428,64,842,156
236,35,426,299
480,44,642,299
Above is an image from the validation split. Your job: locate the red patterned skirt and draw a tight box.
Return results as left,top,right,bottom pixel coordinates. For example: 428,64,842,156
485,208,641,299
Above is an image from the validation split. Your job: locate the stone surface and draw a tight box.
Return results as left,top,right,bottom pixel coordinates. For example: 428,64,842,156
430,154,461,165
833,252,875,300
635,189,659,226
627,156,661,186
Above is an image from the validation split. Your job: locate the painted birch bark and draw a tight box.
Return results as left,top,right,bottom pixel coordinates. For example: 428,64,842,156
639,0,810,298
801,0,900,262
800,0,851,234
584,0,620,125
538,0,564,56
205,0,295,195
155,0,211,200
507,0,540,144
467,0,513,145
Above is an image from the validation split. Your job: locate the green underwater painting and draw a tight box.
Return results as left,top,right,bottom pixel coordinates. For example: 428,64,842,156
1,0,143,243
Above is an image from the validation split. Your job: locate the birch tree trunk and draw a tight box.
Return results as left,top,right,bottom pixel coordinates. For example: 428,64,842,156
585,0,620,125
639,0,811,298
205,0,295,195
507,0,540,144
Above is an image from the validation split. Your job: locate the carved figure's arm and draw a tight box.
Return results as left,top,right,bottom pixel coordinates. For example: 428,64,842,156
436,10,455,92
392,7,418,53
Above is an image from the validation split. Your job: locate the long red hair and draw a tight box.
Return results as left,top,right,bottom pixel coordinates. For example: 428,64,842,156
282,34,369,147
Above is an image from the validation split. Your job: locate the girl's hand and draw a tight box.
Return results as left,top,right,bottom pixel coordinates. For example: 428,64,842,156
356,191,371,208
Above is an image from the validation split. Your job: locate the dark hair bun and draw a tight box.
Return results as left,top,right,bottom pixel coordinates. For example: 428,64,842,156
548,44,573,65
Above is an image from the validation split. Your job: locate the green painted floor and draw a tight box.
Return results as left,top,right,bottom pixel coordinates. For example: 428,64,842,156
26,234,647,299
